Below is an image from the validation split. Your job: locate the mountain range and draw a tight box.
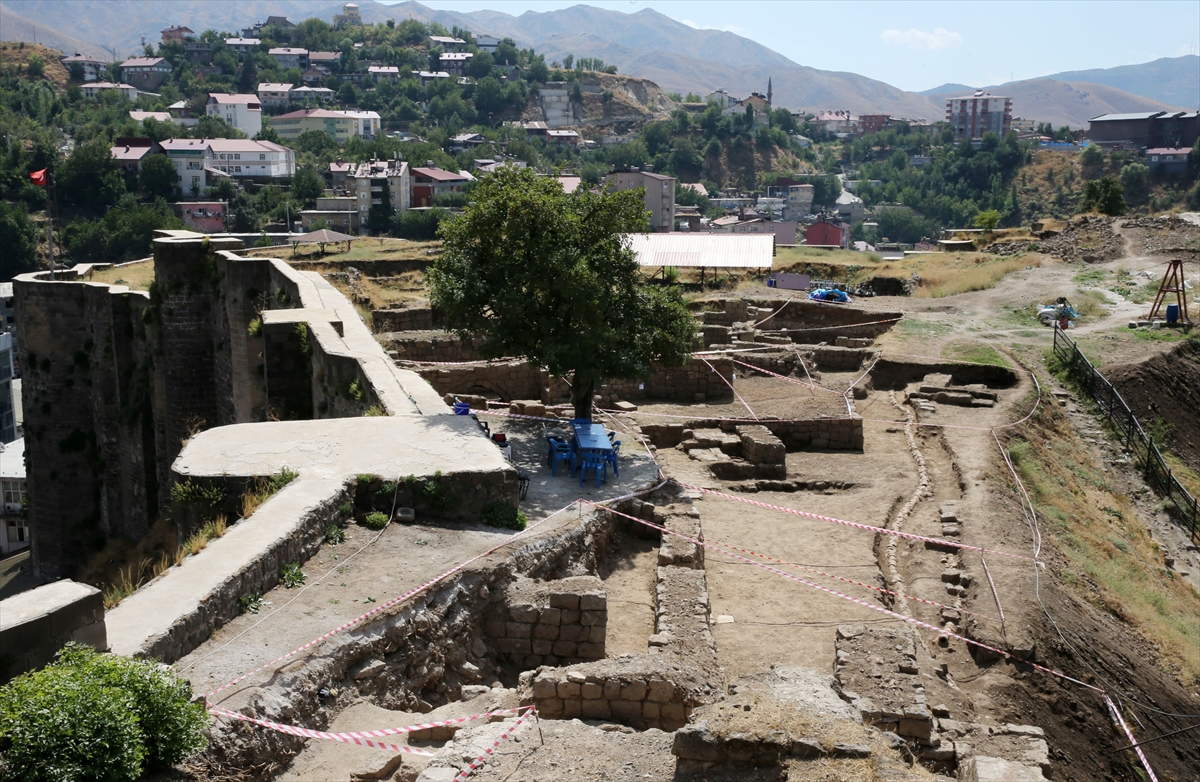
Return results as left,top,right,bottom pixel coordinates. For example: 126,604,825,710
2,0,1196,127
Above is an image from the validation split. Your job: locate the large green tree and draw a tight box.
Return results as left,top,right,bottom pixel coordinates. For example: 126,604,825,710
429,166,697,419
139,154,179,200
0,201,40,279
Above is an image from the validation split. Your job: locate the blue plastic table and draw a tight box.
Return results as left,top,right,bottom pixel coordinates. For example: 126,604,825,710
571,421,613,456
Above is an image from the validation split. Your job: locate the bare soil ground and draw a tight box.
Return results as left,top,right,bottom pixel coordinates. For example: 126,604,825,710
181,217,1200,781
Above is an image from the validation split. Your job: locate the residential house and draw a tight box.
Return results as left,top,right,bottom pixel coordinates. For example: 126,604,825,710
813,110,858,136
301,196,360,232
257,82,294,107
328,160,354,191
721,94,770,128
556,174,582,193
722,219,797,245
120,57,172,90
1,437,29,556
289,86,335,102
603,168,676,232
160,138,295,192
835,190,865,223
439,52,473,76
450,133,485,151
349,159,411,229
858,114,892,134
183,40,213,65
176,201,227,232
272,109,353,142
945,91,1012,139
476,35,500,53
792,134,813,147
1087,111,1200,149
1010,117,1037,134
110,138,162,173
82,82,137,100
806,215,851,248
1145,148,1192,175
269,48,308,70
705,89,737,108
679,182,708,199
547,129,580,146
412,70,451,85
308,51,341,68
300,67,327,85
129,110,172,124
368,65,401,83
333,3,362,27
206,94,263,137
167,100,199,125
429,35,468,52
244,16,295,37
272,109,379,141
225,37,261,54
522,120,549,140
410,166,474,208
60,53,106,81
161,25,194,43
342,110,381,139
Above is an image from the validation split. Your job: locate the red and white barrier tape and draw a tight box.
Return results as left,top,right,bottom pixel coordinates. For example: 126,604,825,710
699,356,759,421
1105,695,1160,782
453,708,535,781
206,502,578,701
731,359,844,395
210,706,437,755
586,501,1102,694
674,481,1033,561
398,357,520,366
710,538,1002,625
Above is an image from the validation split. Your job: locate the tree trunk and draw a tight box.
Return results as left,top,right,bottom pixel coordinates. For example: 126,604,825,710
571,372,596,420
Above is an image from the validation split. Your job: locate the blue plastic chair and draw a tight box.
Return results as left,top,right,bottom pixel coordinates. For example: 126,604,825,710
579,452,607,488
604,440,621,479
548,439,575,477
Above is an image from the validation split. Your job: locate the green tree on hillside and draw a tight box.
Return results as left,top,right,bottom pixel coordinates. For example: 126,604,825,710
1079,177,1126,216
290,167,325,207
139,154,179,200
0,201,40,279
429,166,697,420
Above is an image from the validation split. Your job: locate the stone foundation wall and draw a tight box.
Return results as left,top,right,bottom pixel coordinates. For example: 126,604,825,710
381,331,486,363
642,415,863,453
373,307,436,333
413,357,736,406
485,575,607,667
201,508,622,772
812,346,871,371
525,658,695,731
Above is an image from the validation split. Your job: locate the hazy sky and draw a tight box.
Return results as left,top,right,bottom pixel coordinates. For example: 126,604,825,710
391,0,1200,92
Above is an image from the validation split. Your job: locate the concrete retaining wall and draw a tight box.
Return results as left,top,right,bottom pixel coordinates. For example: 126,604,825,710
0,580,106,680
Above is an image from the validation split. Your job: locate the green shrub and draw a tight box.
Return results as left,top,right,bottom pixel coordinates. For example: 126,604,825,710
280,562,306,588
325,524,345,545
363,511,390,530
0,644,207,781
238,592,264,614
337,500,354,517
482,502,528,530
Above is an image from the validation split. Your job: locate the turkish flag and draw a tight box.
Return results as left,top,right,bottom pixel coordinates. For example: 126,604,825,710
30,169,47,186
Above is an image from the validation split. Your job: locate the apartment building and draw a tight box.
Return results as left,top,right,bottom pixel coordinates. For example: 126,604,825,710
161,138,295,192
120,57,172,90
257,82,294,107
410,166,474,208
60,54,106,81
225,37,261,54
945,91,1012,139
349,159,411,229
603,168,676,232
268,48,308,70
82,82,137,100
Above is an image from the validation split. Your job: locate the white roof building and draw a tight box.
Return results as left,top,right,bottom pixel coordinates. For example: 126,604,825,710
624,233,774,268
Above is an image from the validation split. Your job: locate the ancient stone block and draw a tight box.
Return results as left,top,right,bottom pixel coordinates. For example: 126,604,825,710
533,623,560,640
581,698,612,719
579,593,606,611
549,593,580,610
620,680,648,701
581,682,603,699
538,607,562,625
556,681,580,698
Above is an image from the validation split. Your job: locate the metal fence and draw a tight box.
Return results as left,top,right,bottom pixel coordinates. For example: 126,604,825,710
1052,325,1199,540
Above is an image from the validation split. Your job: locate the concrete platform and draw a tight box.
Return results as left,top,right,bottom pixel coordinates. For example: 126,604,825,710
173,414,509,483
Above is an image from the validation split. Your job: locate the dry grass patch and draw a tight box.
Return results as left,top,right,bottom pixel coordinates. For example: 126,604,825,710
1004,386,1200,687
244,237,440,264
912,254,1042,298
87,260,155,292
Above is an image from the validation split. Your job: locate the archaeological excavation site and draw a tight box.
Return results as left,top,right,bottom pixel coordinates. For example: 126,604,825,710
6,228,1200,782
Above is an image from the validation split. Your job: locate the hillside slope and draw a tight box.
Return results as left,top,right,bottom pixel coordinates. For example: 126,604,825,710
1043,55,1200,109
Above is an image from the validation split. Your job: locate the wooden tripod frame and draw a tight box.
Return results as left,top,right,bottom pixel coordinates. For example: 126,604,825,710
1149,259,1190,323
